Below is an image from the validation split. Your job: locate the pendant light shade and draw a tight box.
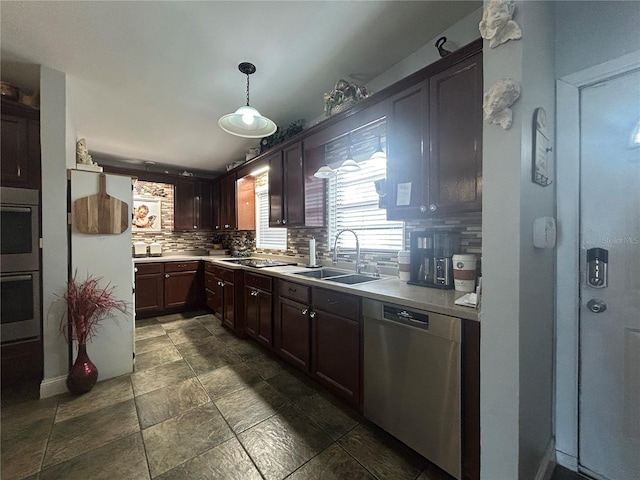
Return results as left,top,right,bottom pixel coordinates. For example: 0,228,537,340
369,135,386,160
313,165,335,178
219,62,277,139
339,141,360,172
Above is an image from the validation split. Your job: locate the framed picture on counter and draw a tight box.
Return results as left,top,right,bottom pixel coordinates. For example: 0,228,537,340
132,197,161,231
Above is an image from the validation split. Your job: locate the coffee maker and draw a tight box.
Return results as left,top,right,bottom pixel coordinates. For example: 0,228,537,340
408,231,460,289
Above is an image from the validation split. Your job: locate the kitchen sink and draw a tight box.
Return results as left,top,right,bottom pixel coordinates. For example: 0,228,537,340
293,269,384,284
324,274,384,284
293,268,351,279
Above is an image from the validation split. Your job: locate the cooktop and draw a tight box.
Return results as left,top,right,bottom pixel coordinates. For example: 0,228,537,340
220,258,297,269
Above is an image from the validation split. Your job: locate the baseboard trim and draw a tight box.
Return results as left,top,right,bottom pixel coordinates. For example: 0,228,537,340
535,438,557,480
40,375,67,398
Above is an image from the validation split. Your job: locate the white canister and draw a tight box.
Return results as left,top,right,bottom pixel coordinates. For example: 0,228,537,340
134,242,147,257
452,254,477,292
398,250,411,282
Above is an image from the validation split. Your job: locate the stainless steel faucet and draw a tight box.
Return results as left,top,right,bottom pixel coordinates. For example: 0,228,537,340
332,229,362,274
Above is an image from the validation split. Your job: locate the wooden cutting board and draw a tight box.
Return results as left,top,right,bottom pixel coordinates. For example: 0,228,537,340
73,173,129,234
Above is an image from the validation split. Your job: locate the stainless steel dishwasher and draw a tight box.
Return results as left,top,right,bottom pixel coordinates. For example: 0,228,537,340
363,299,461,479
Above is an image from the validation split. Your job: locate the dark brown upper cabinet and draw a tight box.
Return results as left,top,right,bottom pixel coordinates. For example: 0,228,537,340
173,178,214,231
386,45,482,220
268,141,325,228
1,100,41,189
218,172,237,230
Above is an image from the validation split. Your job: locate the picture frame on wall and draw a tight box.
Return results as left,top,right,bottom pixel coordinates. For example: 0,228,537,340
132,197,161,231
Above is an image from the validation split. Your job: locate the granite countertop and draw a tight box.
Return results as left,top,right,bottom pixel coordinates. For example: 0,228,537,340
133,254,479,321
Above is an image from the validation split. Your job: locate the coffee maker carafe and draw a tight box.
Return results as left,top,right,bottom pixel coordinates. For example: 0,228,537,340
408,231,459,289
433,232,460,288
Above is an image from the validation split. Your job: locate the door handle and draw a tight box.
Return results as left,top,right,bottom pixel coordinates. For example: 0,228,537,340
586,299,607,313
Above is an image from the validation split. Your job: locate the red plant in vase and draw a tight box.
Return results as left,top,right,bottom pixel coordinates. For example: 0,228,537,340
59,271,128,393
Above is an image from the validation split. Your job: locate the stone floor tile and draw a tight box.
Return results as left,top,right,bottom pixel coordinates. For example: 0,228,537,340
246,352,287,380
226,338,263,359
166,323,213,344
39,432,150,480
131,359,195,396
183,348,243,375
135,377,210,428
55,374,133,423
287,443,375,480
1,395,58,437
134,317,160,328
295,393,360,440
238,408,333,480
338,423,428,480
43,399,139,468
135,334,173,355
155,437,262,480
135,344,183,371
173,335,222,358
1,417,52,479
214,381,290,433
134,323,166,341
267,370,318,405
142,402,233,478
198,362,263,399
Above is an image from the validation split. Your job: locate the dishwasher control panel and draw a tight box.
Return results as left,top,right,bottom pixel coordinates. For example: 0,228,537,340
383,305,429,330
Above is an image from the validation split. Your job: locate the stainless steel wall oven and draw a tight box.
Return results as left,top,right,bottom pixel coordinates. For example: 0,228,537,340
1,187,41,344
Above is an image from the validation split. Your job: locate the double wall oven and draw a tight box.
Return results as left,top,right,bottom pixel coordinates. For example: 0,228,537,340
0,187,41,344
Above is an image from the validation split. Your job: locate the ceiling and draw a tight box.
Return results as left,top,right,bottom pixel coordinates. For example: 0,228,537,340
1,1,480,175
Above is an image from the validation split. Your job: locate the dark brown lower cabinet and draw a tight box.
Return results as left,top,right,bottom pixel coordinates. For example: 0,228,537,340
134,263,164,316
164,262,201,309
274,296,311,372
204,262,244,335
311,287,361,408
244,272,272,348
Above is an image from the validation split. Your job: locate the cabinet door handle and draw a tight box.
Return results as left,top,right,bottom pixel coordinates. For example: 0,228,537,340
165,274,170,278
429,204,437,212
194,225,197,229
302,308,308,315
288,287,297,293
309,310,316,319
224,224,230,228
282,219,287,224
276,219,281,224
326,298,338,305
251,290,259,296
134,267,138,273
218,281,225,287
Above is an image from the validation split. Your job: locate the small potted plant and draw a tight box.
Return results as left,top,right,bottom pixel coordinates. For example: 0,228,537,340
59,271,128,394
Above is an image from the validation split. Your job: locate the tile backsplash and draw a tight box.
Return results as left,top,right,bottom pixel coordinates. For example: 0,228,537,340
132,180,482,275
132,181,212,254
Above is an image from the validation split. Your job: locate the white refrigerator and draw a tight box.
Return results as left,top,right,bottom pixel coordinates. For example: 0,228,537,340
69,170,134,380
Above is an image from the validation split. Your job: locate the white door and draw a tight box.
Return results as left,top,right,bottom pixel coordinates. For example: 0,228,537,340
579,68,640,480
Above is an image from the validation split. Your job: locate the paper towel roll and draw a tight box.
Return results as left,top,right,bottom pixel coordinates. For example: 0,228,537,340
309,238,317,266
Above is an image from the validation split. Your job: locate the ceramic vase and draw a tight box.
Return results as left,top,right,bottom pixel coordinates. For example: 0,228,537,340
67,343,98,394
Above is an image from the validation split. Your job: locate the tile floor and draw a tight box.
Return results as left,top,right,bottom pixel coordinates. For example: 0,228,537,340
1,311,455,480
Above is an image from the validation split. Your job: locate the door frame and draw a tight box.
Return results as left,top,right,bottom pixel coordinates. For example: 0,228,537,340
555,50,640,472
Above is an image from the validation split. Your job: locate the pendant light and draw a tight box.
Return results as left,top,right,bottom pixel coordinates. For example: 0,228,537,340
219,62,277,138
339,134,360,172
369,135,386,160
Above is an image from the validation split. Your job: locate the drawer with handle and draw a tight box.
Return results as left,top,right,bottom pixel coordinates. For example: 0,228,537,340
164,261,200,273
278,280,310,304
312,287,360,319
